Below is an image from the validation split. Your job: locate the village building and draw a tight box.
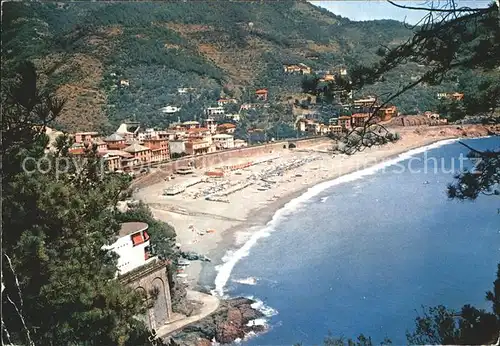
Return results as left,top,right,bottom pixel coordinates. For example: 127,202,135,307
74,131,100,144
240,103,255,111
255,88,268,101
160,105,181,114
203,118,218,134
103,222,154,275
234,139,248,148
185,140,211,155
182,121,200,130
104,133,127,150
377,105,398,121
328,125,343,135
168,140,187,157
319,74,335,82
217,98,237,107
93,138,108,152
353,96,378,109
42,126,64,152
217,123,236,134
123,143,152,164
205,106,225,117
283,63,311,74
119,79,129,87
338,116,352,131
212,134,235,150
116,122,141,140
104,222,173,331
225,113,241,122
424,111,441,120
177,87,195,94
186,127,212,142
105,150,138,171
437,92,464,101
99,152,122,172
351,113,370,127
143,139,169,163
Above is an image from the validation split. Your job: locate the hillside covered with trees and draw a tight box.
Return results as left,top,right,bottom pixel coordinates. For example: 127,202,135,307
1,0,449,133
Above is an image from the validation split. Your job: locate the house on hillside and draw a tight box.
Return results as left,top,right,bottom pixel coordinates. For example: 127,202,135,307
74,131,100,144
352,113,370,127
203,118,218,134
185,140,211,155
169,140,186,157
119,79,129,87
205,106,225,117
377,105,398,121
255,88,268,101
143,138,169,163
104,133,126,150
160,105,181,114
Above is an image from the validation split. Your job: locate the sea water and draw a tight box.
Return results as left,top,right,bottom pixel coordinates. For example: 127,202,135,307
215,136,499,345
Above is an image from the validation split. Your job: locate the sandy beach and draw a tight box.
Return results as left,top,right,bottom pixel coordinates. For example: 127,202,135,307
133,126,491,290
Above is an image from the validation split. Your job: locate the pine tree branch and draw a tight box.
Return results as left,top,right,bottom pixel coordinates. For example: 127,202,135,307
387,0,486,13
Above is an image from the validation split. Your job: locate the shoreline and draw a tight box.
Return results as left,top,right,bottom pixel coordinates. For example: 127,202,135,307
200,136,461,294
133,126,494,296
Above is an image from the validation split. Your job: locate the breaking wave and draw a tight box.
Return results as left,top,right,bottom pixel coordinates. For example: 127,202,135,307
213,138,460,296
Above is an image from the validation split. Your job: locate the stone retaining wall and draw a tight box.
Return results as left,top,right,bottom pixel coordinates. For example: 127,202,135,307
131,137,326,189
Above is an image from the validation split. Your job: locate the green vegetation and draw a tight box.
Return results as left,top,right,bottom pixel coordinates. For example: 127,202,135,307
315,0,500,344
1,61,169,345
2,1,422,132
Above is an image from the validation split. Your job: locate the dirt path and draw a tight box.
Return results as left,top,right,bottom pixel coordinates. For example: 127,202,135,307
157,290,220,338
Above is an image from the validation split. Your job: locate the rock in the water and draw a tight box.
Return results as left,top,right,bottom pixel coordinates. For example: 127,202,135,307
169,296,267,345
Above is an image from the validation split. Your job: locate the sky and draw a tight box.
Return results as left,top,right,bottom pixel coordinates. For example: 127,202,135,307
310,1,492,24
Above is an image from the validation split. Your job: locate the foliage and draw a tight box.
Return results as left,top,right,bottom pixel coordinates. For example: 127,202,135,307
1,1,420,132
1,62,168,345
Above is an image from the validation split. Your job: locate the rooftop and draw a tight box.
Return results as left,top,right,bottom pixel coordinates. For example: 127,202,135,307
118,222,148,237
213,134,234,139
352,113,370,118
187,127,209,133
75,131,99,135
100,150,133,158
218,123,236,128
123,143,151,153
104,133,124,142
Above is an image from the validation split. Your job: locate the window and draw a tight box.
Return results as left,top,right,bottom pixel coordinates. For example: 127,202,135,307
131,232,144,246
143,231,150,241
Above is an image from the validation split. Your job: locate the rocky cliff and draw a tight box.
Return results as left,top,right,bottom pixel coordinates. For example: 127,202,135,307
167,297,266,346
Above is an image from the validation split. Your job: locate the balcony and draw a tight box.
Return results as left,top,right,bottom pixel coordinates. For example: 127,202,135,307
131,230,150,246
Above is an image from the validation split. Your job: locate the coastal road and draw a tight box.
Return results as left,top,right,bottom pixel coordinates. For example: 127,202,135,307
149,203,246,222
156,290,220,338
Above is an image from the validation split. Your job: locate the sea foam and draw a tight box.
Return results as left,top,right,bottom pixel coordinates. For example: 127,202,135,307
213,138,460,296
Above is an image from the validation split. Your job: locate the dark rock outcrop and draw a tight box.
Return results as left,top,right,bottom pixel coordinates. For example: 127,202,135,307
167,297,266,345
